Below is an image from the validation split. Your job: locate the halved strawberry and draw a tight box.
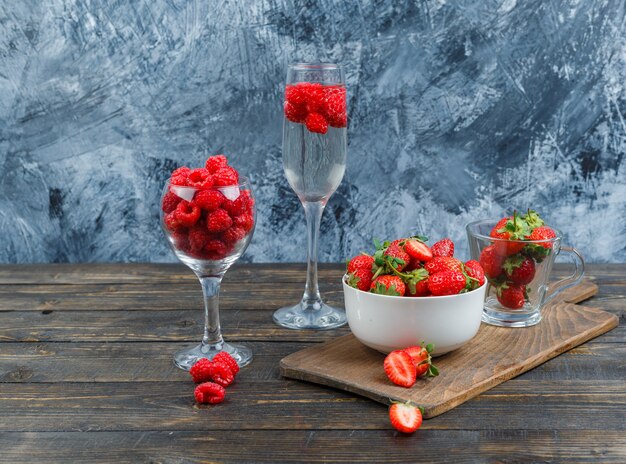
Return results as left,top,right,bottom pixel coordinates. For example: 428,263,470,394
383,350,417,387
404,239,433,262
403,344,439,377
389,402,423,434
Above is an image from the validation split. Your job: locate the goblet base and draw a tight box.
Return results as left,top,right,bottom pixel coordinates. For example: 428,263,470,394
173,341,253,371
481,298,542,328
273,301,347,330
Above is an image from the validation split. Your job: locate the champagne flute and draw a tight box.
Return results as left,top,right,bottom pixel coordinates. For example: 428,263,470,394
273,63,348,330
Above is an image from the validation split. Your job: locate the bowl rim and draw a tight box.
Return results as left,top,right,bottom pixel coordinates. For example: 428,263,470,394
342,274,487,301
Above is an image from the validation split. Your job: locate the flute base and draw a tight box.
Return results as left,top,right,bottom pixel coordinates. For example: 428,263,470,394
273,301,347,330
173,341,253,371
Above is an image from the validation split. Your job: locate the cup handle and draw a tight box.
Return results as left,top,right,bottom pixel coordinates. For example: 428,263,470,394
544,246,585,303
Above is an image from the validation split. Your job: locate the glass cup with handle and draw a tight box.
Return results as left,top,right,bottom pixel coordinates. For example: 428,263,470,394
273,63,348,330
466,219,584,327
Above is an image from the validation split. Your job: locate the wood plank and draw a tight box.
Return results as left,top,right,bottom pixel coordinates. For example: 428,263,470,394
281,296,619,418
0,340,624,383
0,263,345,285
0,307,620,343
1,430,625,463
0,281,344,311
0,380,624,433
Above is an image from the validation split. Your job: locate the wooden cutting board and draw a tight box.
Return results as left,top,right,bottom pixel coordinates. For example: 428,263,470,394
280,279,618,418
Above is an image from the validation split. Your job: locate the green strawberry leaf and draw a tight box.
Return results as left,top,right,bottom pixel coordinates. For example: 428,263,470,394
502,254,525,274
524,209,545,230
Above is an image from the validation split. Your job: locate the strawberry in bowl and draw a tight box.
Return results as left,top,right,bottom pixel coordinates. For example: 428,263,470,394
342,236,487,356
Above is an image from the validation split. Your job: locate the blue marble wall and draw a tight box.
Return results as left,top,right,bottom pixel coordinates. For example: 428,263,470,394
1,0,625,263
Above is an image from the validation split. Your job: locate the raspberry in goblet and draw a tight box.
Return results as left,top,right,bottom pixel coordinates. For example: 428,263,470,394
160,155,255,370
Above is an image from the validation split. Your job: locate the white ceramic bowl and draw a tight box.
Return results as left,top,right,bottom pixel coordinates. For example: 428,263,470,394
342,276,487,356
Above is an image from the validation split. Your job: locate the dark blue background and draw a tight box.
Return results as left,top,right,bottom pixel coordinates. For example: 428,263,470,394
1,0,625,263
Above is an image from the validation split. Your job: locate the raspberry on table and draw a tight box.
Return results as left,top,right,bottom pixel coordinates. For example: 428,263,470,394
193,189,225,211
213,166,239,187
213,352,240,375
190,358,214,383
208,361,235,387
206,208,233,233
205,155,228,174
194,382,226,404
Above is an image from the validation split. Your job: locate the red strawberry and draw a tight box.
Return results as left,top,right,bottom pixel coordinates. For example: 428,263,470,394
383,244,410,272
406,278,430,297
213,351,240,375
503,255,536,285
428,271,466,296
403,344,438,377
389,402,423,434
424,256,463,274
479,245,504,279
347,268,373,291
384,350,417,387
497,283,527,309
430,238,454,258
464,260,485,288
490,215,527,256
347,255,374,274
405,257,423,272
404,239,433,262
305,112,328,134
324,86,347,128
370,275,406,296
528,226,557,248
284,101,307,123
194,382,226,404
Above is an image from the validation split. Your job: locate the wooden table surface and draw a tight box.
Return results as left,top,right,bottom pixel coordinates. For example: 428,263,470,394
0,263,624,463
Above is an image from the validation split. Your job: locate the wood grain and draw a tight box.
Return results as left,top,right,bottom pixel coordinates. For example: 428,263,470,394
281,282,619,418
2,430,625,464
0,263,622,463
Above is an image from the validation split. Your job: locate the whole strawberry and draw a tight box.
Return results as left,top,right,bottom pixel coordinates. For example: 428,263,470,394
490,214,529,256
347,255,374,274
430,238,454,258
427,271,466,296
497,283,527,309
424,256,463,275
528,226,557,248
371,275,406,296
383,244,410,272
464,260,485,288
503,255,536,285
347,268,374,291
479,245,504,279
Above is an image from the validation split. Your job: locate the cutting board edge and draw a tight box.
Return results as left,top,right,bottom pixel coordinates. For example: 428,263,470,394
279,306,619,419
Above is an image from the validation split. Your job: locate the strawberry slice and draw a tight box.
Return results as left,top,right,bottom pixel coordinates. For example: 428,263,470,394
389,402,423,433
404,239,433,262
383,350,417,387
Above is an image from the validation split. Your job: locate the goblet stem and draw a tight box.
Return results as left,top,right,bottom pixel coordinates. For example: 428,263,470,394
302,200,324,309
199,275,224,348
